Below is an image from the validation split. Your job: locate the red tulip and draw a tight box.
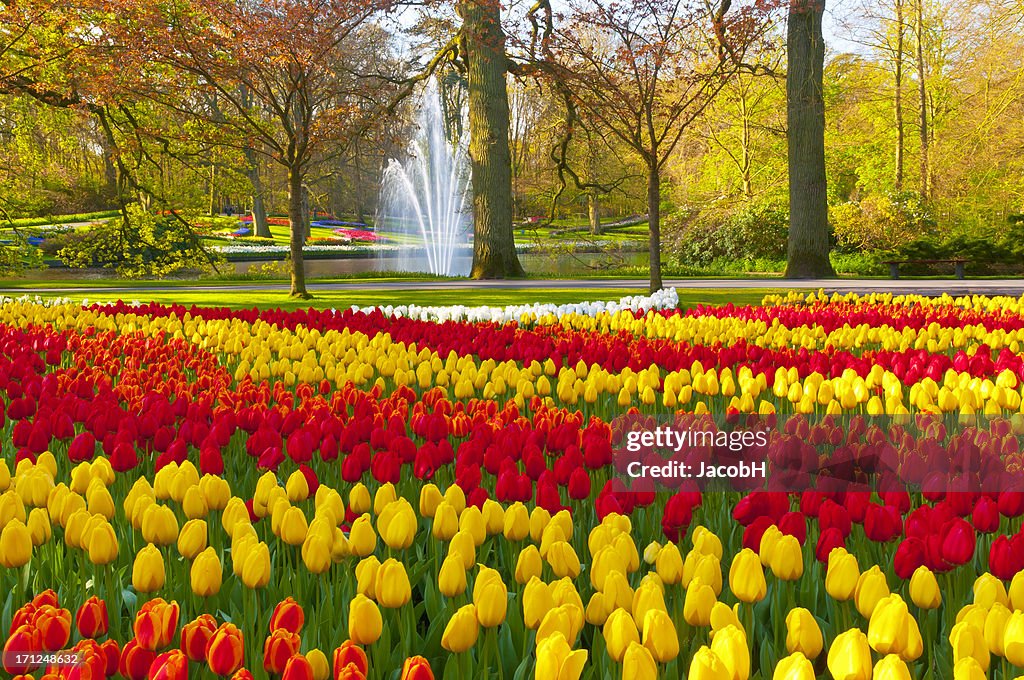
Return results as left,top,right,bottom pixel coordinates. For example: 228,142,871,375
3,624,40,674
972,496,1000,533
33,606,72,652
893,537,926,579
941,518,977,565
815,527,846,563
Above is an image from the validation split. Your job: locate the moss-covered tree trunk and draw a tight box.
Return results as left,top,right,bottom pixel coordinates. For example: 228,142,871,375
785,0,835,278
288,166,311,298
460,0,525,279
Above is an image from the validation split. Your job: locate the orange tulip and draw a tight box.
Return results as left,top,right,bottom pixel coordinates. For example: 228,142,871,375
270,597,305,635
180,614,217,662
282,654,315,680
206,623,245,677
335,663,367,680
148,649,187,680
33,605,71,652
119,639,157,680
264,629,301,675
230,670,255,680
134,599,180,652
332,641,368,679
400,656,434,680
75,597,109,639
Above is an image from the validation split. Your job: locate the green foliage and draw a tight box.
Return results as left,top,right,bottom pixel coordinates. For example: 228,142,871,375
55,205,223,277
668,196,789,267
830,192,936,252
894,224,1024,275
1,210,120,228
0,231,48,274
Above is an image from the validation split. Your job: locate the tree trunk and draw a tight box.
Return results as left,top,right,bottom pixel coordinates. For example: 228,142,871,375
242,147,271,238
647,164,663,293
288,167,311,298
208,162,217,217
588,191,601,234
915,0,929,197
785,0,835,279
460,0,525,279
894,0,905,191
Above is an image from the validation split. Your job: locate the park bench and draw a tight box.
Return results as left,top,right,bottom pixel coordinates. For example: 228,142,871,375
882,258,968,280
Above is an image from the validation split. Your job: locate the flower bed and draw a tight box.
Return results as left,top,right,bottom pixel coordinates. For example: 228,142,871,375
1,291,1023,679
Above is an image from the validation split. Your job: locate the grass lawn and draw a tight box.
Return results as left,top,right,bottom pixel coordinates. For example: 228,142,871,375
5,284,778,311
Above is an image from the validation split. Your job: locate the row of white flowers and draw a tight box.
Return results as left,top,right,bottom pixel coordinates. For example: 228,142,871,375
350,287,680,323
211,240,645,256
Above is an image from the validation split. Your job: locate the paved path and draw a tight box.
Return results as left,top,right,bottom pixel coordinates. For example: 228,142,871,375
5,278,1024,297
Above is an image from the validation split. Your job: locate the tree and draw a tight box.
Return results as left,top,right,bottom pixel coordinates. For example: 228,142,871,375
530,0,766,292
114,0,394,298
458,0,525,279
784,0,835,278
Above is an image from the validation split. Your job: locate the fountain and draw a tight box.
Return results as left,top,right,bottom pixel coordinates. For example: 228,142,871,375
376,81,472,276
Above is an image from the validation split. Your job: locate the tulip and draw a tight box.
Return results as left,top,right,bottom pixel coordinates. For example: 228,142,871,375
536,633,586,680
538,605,584,649
826,628,872,680
854,566,889,619
524,577,555,630
515,545,543,585
349,484,371,515
375,558,412,608
729,548,766,603
710,624,749,680
190,547,222,597
547,541,581,578
263,629,301,675
119,638,157,680
503,502,530,541
332,641,368,678
231,670,255,680
27,507,50,546
436,554,467,598
280,506,309,546
302,533,332,574
356,556,381,597
867,594,923,661
1004,611,1024,667
473,566,508,628
348,595,382,646
206,624,245,676
909,565,941,609
825,548,859,601
974,573,1009,608
76,596,109,639
282,654,315,680
34,605,71,651
872,655,912,680
603,608,640,663
87,520,118,565
181,614,217,662
348,515,377,557
640,609,678,663
683,577,717,626
141,504,179,546
772,652,814,680
953,657,987,680
688,646,728,679
0,519,32,567
441,604,479,653
785,608,822,659
177,519,207,560
241,542,271,589
378,498,416,550
419,484,443,518
710,602,745,637
985,603,1011,656
134,599,179,651
622,641,657,680
768,535,803,581
271,597,305,634
148,649,187,680
133,543,166,594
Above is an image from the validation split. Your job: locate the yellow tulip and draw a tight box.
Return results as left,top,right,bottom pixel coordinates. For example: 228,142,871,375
683,577,717,627
622,641,657,680
536,632,587,680
473,566,508,628
729,548,767,603
909,565,941,609
0,519,31,568
132,543,165,593
826,628,872,680
348,594,383,645
867,594,923,661
547,541,581,578
854,565,889,619
785,608,823,659
191,547,222,597
377,498,417,550
441,604,479,653
688,646,728,680
375,558,412,608
603,608,640,663
373,483,397,515
772,652,814,680
87,520,118,565
641,609,678,662
710,624,749,680
432,502,460,541
524,577,555,630
503,502,530,541
177,519,207,560
768,535,803,581
825,548,859,601
515,544,543,585
439,554,468,597
1003,611,1024,667
241,541,271,588
872,655,911,680
953,657,987,680
348,514,377,557
285,470,309,502
349,483,371,514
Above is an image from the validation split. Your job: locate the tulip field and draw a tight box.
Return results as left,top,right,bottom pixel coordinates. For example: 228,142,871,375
5,289,1024,680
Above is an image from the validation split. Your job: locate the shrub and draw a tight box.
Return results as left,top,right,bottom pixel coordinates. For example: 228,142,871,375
831,192,935,252
668,196,789,267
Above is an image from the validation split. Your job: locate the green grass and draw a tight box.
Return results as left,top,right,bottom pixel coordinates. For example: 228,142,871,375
0,210,120,229
7,285,777,311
